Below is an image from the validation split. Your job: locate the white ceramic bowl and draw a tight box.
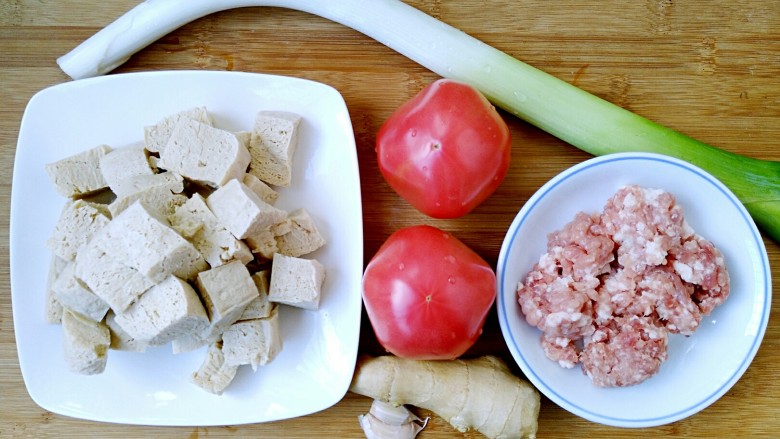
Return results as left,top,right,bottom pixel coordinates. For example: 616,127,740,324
11,71,363,426
496,152,770,427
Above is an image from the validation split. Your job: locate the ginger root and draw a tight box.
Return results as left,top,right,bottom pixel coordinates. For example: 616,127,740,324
349,355,540,439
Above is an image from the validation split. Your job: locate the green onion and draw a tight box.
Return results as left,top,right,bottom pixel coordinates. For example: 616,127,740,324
58,0,780,241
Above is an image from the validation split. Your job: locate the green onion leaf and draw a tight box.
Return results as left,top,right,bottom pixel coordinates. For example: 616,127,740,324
58,0,780,241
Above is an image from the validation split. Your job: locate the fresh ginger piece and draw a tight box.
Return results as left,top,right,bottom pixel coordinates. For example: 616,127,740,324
349,355,540,439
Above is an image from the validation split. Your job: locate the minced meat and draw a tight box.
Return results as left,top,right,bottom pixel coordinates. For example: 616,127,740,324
516,185,730,387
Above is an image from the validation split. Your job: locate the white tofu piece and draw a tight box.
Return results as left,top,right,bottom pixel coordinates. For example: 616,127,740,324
234,130,251,149
243,228,278,260
239,270,274,320
52,263,110,322
47,200,111,261
222,306,283,371
242,173,279,205
99,144,155,197
144,106,213,153
113,276,210,346
196,261,259,340
98,201,208,283
243,218,292,259
74,240,155,313
268,254,325,310
191,343,237,395
206,179,287,240
61,309,110,375
171,333,208,355
108,172,187,218
45,145,111,197
105,311,147,352
158,118,250,187
46,255,68,324
168,193,252,267
276,209,326,257
248,111,301,187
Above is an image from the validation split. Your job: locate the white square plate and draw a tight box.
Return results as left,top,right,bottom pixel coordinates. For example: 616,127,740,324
11,71,363,425
497,152,771,427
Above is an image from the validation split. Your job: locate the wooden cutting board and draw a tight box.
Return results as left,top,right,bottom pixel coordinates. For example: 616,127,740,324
1,1,778,437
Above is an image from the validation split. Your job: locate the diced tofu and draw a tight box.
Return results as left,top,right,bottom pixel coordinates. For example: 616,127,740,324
168,193,253,267
113,276,210,346
45,145,112,197
222,306,283,371
247,111,301,187
74,241,155,313
242,217,293,259
243,229,278,260
191,343,237,395
99,145,155,197
206,179,287,240
52,263,110,322
239,270,274,320
158,118,250,187
98,201,208,282
61,309,110,375
144,106,213,153
276,209,326,257
46,255,68,324
234,130,251,148
105,311,147,352
47,200,111,261
171,333,208,355
242,173,279,205
108,172,187,218
196,261,259,340
268,254,325,310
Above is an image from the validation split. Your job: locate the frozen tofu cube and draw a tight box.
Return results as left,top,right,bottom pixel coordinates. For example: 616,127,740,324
74,240,155,313
105,311,147,352
47,200,111,261
206,178,287,240
196,261,259,340
52,263,110,322
222,306,283,371
243,228,278,260
144,106,213,153
46,255,68,324
98,201,207,283
276,209,326,257
242,173,279,205
191,343,237,395
108,172,187,218
168,193,252,267
239,270,274,320
158,118,250,187
248,111,301,187
61,309,110,375
234,130,251,148
45,145,111,197
268,254,325,310
99,144,155,197
171,333,208,355
113,276,210,346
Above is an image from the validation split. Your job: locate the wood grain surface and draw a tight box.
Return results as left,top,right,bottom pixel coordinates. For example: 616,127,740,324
2,1,779,437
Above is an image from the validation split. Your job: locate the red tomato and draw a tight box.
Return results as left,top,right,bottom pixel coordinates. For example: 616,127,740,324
362,225,496,360
376,78,511,218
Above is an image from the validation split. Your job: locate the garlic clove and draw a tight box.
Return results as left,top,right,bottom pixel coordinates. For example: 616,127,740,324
358,399,429,439
369,399,419,425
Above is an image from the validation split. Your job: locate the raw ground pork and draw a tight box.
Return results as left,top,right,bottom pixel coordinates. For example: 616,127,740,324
517,185,729,387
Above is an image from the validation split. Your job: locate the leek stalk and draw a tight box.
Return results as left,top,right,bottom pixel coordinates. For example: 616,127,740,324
57,0,780,241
